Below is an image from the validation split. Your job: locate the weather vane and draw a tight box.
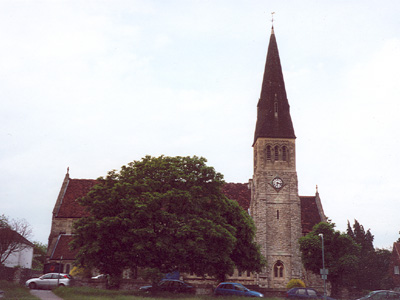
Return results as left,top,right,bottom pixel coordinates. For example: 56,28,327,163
271,12,275,25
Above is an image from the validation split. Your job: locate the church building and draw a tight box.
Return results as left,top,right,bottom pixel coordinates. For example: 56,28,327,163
249,26,326,288
46,26,327,289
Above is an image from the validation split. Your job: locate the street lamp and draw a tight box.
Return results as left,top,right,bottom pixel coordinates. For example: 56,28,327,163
318,234,327,300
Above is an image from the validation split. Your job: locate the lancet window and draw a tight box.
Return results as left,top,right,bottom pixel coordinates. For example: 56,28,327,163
274,261,284,278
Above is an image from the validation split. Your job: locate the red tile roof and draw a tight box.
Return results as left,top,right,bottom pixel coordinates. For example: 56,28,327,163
300,196,321,234
50,234,79,260
56,179,97,218
222,182,251,210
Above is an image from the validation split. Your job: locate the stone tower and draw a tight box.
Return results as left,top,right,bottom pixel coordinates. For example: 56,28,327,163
249,27,303,288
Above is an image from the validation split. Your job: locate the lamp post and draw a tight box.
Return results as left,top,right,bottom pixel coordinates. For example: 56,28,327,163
57,256,63,286
319,234,327,300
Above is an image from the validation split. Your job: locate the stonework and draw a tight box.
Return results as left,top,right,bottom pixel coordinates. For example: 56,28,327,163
250,138,302,288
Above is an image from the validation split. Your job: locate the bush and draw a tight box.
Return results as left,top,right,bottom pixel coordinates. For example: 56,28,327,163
286,278,306,289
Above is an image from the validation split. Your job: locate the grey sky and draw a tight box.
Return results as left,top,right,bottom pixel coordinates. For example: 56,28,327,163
1,0,400,248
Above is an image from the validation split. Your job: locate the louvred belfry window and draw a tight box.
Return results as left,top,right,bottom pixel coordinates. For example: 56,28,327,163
274,146,279,161
282,146,287,161
267,146,272,160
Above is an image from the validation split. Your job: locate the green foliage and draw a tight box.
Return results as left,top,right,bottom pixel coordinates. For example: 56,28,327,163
0,280,37,299
71,155,265,286
347,220,392,291
286,278,305,289
70,266,92,278
299,222,360,297
32,241,47,271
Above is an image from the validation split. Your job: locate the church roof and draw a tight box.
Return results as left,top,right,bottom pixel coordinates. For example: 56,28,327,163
222,182,251,210
300,196,323,235
253,27,295,144
49,234,78,260
55,178,97,218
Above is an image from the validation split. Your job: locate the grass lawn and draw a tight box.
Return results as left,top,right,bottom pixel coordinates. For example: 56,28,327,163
53,286,277,300
0,280,39,300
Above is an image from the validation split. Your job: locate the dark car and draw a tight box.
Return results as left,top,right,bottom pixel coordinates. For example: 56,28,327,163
214,282,264,298
356,290,400,300
139,279,195,294
286,288,335,300
25,273,74,289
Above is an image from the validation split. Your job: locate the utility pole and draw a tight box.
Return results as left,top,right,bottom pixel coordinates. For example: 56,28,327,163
57,256,63,286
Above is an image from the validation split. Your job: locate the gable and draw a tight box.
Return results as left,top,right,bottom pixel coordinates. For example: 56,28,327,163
300,196,323,235
56,179,97,218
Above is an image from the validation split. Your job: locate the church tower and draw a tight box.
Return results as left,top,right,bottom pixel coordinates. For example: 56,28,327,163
249,27,303,288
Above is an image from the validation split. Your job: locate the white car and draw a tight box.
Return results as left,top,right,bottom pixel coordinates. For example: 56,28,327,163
26,273,74,289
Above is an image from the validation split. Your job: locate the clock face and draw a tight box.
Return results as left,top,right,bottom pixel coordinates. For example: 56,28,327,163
272,177,284,189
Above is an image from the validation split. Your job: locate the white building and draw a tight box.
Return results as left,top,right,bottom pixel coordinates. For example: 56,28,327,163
3,231,34,269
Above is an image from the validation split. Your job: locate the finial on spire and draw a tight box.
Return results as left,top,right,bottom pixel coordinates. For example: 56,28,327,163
316,184,319,193
67,167,69,175
271,12,275,34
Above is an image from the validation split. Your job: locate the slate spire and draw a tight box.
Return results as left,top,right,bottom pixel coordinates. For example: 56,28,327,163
253,27,295,145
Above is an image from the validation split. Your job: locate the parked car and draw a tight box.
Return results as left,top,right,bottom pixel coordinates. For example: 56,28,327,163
356,290,400,300
139,279,195,294
26,273,74,290
91,274,107,279
286,287,335,300
214,282,264,297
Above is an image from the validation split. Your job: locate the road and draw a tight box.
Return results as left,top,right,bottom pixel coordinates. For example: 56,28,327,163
30,289,63,300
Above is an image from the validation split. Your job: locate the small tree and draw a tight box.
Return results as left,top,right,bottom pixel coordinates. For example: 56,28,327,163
0,215,32,266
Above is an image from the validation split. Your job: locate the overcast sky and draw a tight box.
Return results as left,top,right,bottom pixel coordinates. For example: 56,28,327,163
1,0,400,249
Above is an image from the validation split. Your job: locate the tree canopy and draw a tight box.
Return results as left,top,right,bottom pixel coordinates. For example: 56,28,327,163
347,220,393,291
71,155,265,286
299,222,360,297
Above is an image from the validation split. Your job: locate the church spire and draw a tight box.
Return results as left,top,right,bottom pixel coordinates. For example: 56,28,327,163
253,27,295,145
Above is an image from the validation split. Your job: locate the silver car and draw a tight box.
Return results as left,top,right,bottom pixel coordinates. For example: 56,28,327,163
26,273,74,289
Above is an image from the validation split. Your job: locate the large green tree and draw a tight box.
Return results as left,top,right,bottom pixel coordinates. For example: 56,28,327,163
299,222,360,297
347,220,392,291
71,155,265,287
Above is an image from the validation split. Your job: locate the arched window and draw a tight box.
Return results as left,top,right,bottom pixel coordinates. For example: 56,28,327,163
282,146,287,161
274,261,284,278
274,146,279,161
266,146,272,160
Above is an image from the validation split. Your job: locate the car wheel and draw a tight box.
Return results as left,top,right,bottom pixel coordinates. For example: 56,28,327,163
29,282,37,289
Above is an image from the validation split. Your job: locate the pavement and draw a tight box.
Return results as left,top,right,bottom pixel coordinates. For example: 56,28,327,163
30,289,63,300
